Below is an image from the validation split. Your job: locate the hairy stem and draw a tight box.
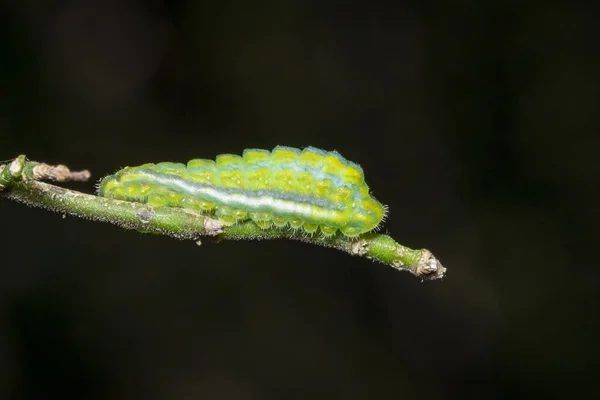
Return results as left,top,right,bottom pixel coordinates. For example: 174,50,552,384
0,155,446,280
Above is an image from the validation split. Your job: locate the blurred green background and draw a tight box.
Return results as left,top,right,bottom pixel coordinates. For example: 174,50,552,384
1,0,598,398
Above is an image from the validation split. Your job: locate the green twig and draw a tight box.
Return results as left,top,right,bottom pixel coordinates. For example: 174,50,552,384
0,155,446,280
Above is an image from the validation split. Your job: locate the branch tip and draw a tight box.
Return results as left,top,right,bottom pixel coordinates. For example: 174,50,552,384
416,249,446,280
32,163,91,183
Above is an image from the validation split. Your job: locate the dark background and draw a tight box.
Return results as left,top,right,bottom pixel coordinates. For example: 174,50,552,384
1,0,598,398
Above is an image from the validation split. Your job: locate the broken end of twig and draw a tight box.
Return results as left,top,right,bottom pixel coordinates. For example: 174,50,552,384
416,249,446,280
31,163,91,183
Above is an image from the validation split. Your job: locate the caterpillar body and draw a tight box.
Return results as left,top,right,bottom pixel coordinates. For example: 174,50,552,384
97,146,386,237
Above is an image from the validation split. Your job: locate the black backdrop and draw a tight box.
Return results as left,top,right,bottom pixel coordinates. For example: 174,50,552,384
1,1,598,398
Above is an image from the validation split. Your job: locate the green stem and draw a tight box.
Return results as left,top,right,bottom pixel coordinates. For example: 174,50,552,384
0,155,445,280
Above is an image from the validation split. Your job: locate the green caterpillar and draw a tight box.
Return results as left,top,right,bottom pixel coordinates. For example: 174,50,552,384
97,146,387,237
